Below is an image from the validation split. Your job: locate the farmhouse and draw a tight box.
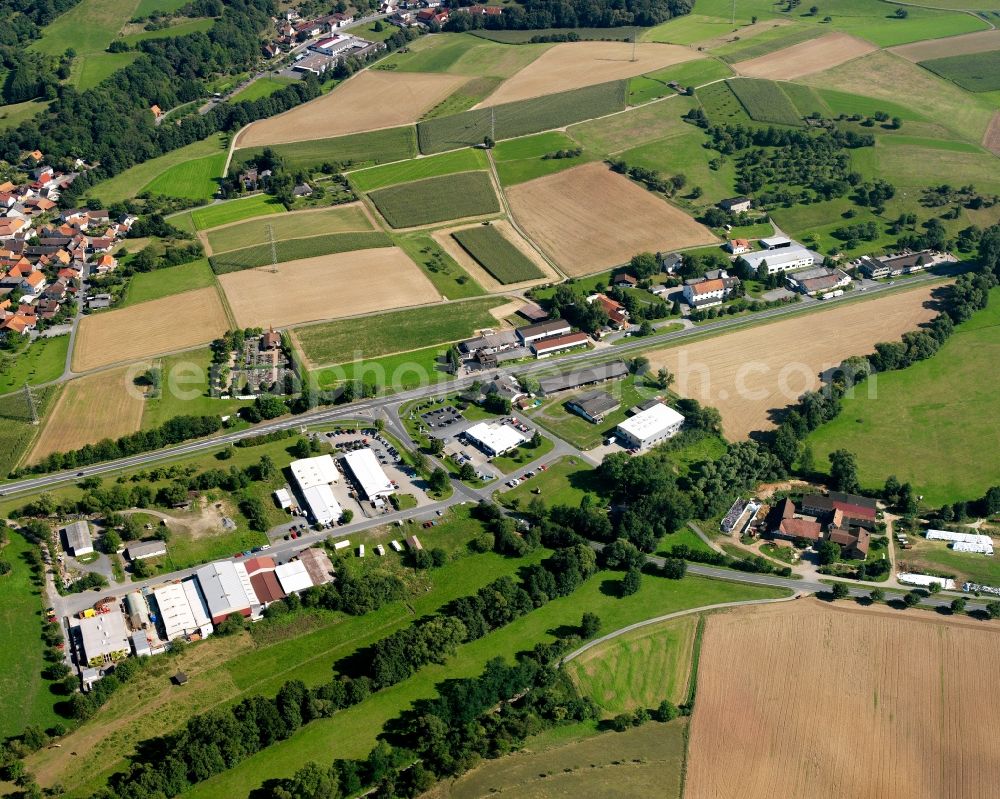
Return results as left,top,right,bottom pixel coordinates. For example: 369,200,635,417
531,331,590,357
739,245,816,275
342,447,395,500
827,525,871,559
78,609,130,666
612,273,637,287
62,520,93,556
538,360,629,395
290,454,342,525
516,318,571,344
719,196,752,213
616,402,684,451
195,561,262,623
465,421,528,457
724,238,750,255
567,390,620,423
802,492,877,529
125,539,167,561
786,266,851,295
587,293,629,328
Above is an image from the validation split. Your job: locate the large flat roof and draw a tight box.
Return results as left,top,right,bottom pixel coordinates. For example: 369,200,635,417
617,402,684,441
342,448,394,499
195,561,259,620
538,360,629,394
739,246,814,269
303,484,342,524
276,560,314,594
466,422,528,454
79,609,130,662
290,454,339,490
153,580,212,640
63,520,92,551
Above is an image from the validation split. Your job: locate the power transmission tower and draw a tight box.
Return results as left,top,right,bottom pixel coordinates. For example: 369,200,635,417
632,30,638,62
24,382,38,425
266,222,278,273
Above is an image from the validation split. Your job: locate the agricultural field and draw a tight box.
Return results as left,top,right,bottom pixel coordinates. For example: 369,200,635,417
890,29,1000,62
142,153,225,202
28,367,145,462
218,247,439,329
368,171,500,228
727,78,803,126
434,220,554,291
492,130,592,185
229,76,295,102
190,195,285,231
233,125,417,173
422,76,505,120
72,288,231,372
291,296,508,368
732,32,875,80
686,600,1000,799
627,58,734,105
469,26,642,43
204,203,375,254
0,335,68,394
567,615,698,715
209,231,392,274
807,289,1000,506
236,71,465,147
506,162,716,276
348,148,488,193
985,114,1000,157
711,22,823,63
0,386,57,475
120,259,216,307
919,50,1000,93
697,79,754,125
642,13,749,45
479,41,700,106
375,32,547,78
450,224,545,284
417,80,628,155
644,283,940,440
392,232,486,300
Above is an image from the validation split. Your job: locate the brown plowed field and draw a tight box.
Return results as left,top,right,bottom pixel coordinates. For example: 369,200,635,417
984,112,1000,157
687,599,1000,799
217,247,439,328
891,29,1000,62
72,288,230,372
236,71,465,147
506,163,717,276
29,367,144,462
477,41,700,106
645,284,940,439
734,32,876,79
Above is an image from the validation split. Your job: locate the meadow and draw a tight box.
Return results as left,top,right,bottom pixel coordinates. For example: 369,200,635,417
807,289,1000,507
451,224,544,284
0,335,68,395
348,148,488,193
627,58,734,104
502,455,602,508
470,26,643,43
919,50,1000,93
142,153,225,202
292,296,507,367
229,76,296,102
374,32,545,77
120,17,214,45
492,130,592,185
0,386,57,475
310,344,454,391
120,259,216,306
140,348,244,429
368,171,500,228
234,125,418,173
190,194,285,230
642,13,745,45
204,204,373,254
208,231,392,274
0,99,49,131
392,232,486,300
727,78,804,126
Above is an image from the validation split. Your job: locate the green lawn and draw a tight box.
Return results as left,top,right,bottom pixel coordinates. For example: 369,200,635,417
0,531,62,738
491,130,593,186
348,148,488,193
502,455,603,508
143,154,226,202
392,232,486,300
0,336,68,395
368,171,500,228
374,32,546,78
293,296,507,367
807,289,1000,506
205,205,373,254
451,224,545,283
491,434,555,475
72,51,138,90
229,76,296,102
191,195,286,231
307,343,457,391
120,259,216,307
121,16,214,45
140,347,245,429
233,126,418,173
0,99,49,131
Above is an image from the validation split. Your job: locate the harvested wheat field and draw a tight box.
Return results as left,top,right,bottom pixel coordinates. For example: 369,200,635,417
236,71,466,147
646,284,940,439
29,368,144,462
891,29,1000,62
507,163,716,276
432,220,558,291
733,32,876,80
687,599,1000,799
478,41,699,106
72,289,230,372
984,112,1000,157
218,247,439,328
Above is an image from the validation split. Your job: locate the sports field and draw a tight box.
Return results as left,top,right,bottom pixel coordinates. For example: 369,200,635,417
433,220,555,291
28,367,144,462
687,600,1000,799
891,29,1000,62
807,288,1000,506
733,32,876,80
236,71,465,147
644,284,940,440
368,171,500,228
450,224,546,284
72,288,231,372
506,163,717,276
348,148,488,193
191,195,285,231
218,248,439,329
209,232,392,273
478,41,700,106
204,203,375,254
121,259,216,307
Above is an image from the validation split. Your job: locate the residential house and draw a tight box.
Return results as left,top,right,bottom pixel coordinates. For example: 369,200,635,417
660,251,683,274
150,105,164,120
682,272,738,308
20,270,45,297
612,273,637,288
718,196,752,213
587,293,629,329
827,525,870,559
725,238,750,255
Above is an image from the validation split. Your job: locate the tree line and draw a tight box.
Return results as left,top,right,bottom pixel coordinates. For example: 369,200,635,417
445,0,693,32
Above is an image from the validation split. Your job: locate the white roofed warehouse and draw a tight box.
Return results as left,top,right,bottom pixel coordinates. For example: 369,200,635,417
464,422,528,457
290,454,342,525
78,609,130,666
616,403,685,451
152,580,213,641
342,448,395,500
195,561,262,623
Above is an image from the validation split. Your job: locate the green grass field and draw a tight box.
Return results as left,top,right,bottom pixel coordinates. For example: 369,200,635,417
121,16,214,45
310,343,454,391
697,79,753,126
208,231,392,273
229,76,296,102
368,171,499,228
417,81,628,155
375,32,546,77
628,58,733,105
898,535,1000,587
191,195,285,231
72,51,138,90
642,14,744,44
727,78,803,126
234,126,418,173
120,259,216,307
0,384,57,478
807,289,1000,506
205,205,373,254
0,98,49,131
0,336,68,395
421,76,504,120
492,130,591,185
451,225,544,284
0,531,62,738
491,434,555,474
143,153,226,201
89,133,227,205
712,23,823,63
470,26,643,43
392,232,485,300
140,347,244,429
293,296,507,367
779,81,832,117
920,50,1000,93
502,455,603,509
348,148,488,193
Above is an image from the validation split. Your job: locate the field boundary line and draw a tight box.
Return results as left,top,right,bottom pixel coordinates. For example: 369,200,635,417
223,128,245,178
213,281,238,331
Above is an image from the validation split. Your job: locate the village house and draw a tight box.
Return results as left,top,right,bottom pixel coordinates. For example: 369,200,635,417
587,293,629,330
660,251,683,274
718,196,752,213
725,238,751,255
682,270,739,308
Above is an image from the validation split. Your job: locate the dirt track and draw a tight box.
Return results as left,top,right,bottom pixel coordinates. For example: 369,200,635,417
733,32,876,80
477,41,700,106
506,163,717,276
983,112,1000,157
891,29,1000,62
645,284,940,439
217,247,440,328
687,599,1000,799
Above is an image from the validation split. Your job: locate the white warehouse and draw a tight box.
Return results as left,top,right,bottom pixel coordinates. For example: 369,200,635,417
739,245,816,275
465,422,528,457
342,448,395,500
617,403,685,451
290,454,342,525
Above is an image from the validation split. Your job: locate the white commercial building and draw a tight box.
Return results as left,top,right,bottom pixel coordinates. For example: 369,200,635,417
78,609,130,666
195,561,261,623
342,448,395,500
926,529,994,556
153,581,213,641
465,422,528,457
617,403,685,451
275,560,314,594
739,246,816,275
291,454,342,525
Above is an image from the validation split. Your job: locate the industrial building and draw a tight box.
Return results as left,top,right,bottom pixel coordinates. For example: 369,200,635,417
124,591,151,629
531,332,590,358
195,561,262,623
538,361,629,395
290,454,342,525
244,557,286,605
78,610,130,666
125,539,167,561
516,318,571,344
566,390,620,424
616,403,685,451
152,581,213,641
342,448,395,500
299,547,336,585
62,520,93,556
738,242,816,274
276,560,314,594
464,422,528,457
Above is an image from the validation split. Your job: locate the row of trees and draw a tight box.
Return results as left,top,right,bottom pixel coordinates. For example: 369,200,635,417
444,0,693,31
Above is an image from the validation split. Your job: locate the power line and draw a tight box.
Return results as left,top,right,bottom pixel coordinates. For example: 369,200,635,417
24,382,38,425
266,222,278,273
